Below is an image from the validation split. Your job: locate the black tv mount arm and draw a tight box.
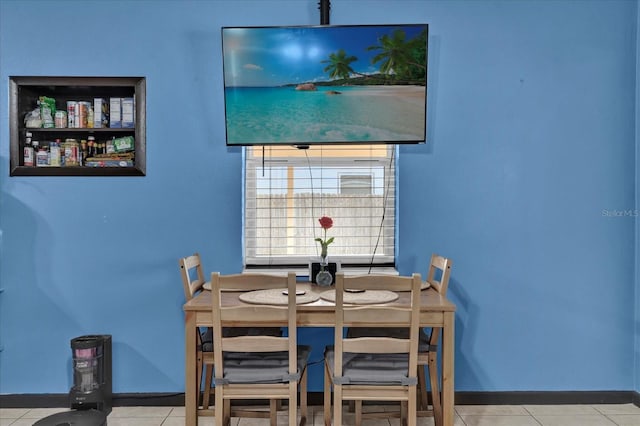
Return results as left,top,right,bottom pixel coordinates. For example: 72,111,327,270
319,0,330,25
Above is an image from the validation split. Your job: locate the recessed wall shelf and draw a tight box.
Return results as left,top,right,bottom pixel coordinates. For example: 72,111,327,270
9,76,146,176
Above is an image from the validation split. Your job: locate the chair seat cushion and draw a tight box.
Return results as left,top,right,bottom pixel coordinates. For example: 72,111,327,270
324,346,415,385
346,327,431,352
219,345,311,384
200,327,282,352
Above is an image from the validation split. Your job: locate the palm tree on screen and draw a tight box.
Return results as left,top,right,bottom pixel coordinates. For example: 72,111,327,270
367,29,427,81
321,49,359,80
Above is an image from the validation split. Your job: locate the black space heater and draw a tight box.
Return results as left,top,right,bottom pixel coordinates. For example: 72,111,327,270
33,335,112,426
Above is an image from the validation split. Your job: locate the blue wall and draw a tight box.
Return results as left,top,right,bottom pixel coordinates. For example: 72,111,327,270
0,0,637,395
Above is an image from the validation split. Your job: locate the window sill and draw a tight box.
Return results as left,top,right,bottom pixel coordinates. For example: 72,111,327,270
242,266,399,279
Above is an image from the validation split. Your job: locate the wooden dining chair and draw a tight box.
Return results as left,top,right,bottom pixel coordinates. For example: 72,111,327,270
324,272,422,426
178,253,214,408
179,254,283,420
347,254,453,426
211,271,310,426
418,254,453,425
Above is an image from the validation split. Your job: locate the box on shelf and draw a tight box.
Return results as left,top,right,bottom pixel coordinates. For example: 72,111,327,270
109,97,121,128
94,98,108,128
113,136,134,153
121,98,134,128
85,159,134,168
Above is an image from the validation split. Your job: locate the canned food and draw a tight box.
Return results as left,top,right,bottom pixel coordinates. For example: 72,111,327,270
78,101,91,128
66,101,78,128
55,110,67,128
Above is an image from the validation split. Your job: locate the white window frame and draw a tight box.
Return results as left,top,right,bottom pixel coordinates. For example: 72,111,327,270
243,144,396,268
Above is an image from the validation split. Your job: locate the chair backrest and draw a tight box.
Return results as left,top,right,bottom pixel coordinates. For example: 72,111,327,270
426,254,453,348
210,272,298,383
178,253,207,301
426,254,453,297
334,272,422,383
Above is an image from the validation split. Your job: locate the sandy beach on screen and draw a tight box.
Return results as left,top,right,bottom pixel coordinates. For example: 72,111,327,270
343,85,425,107
325,85,425,138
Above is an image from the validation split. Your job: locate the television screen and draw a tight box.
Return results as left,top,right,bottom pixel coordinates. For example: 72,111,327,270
221,24,428,146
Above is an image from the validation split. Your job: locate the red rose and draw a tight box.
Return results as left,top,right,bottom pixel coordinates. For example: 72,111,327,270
316,216,335,259
318,216,333,230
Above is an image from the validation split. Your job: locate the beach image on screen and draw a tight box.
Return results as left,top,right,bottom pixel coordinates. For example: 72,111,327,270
222,24,428,145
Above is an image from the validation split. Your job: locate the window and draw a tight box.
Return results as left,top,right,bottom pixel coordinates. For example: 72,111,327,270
244,145,396,268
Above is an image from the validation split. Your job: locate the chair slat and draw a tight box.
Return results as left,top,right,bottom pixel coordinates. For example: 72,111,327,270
220,306,289,322
343,338,412,354
179,253,207,299
344,308,412,325
222,337,289,353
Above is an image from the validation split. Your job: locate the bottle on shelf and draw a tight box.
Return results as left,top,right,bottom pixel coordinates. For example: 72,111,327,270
106,137,115,154
87,136,98,157
87,107,94,129
36,144,48,167
49,139,61,167
23,131,34,166
87,137,95,158
80,139,88,166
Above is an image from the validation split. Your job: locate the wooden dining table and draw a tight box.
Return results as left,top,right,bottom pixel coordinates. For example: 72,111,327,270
183,281,456,426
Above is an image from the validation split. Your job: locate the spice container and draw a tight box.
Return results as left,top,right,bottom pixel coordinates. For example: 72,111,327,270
63,139,80,166
55,110,67,128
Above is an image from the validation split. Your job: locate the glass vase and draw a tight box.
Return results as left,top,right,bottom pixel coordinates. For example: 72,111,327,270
315,256,333,287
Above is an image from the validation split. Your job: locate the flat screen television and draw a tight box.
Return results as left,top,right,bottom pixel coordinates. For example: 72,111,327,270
221,24,428,146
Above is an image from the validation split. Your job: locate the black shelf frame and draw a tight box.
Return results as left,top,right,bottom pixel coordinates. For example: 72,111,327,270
9,76,146,177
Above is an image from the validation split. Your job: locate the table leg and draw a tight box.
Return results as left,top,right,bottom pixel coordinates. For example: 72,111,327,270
441,312,455,426
185,311,197,426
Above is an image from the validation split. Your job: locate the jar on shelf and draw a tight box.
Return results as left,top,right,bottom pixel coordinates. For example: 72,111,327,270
36,146,48,167
63,139,80,166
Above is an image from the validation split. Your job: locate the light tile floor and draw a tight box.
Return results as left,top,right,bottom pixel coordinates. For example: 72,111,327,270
1,403,640,425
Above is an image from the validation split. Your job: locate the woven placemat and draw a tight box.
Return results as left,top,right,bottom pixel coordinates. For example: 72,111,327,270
319,289,399,305
203,282,252,292
239,288,320,305
392,281,431,291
